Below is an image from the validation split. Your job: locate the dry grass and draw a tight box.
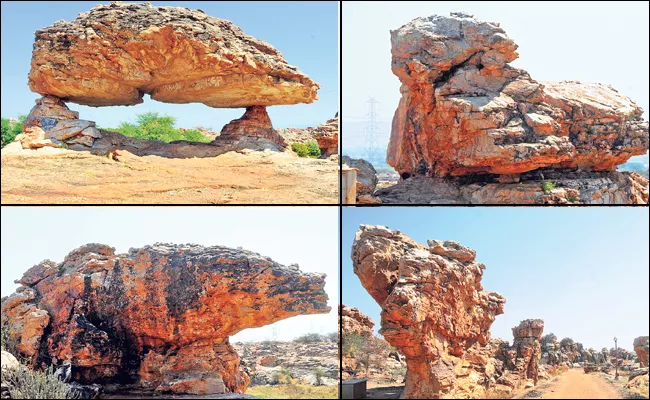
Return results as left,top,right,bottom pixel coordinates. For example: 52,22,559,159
246,384,337,399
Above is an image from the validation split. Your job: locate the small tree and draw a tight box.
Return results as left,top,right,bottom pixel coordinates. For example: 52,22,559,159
313,368,325,386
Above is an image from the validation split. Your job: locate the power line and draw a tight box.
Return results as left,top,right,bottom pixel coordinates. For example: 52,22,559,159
363,97,384,165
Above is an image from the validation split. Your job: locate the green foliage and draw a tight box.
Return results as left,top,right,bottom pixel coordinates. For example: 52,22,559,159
1,116,26,148
3,365,78,399
291,141,321,158
541,180,556,192
341,333,364,358
294,333,327,343
270,367,294,385
312,368,325,386
566,194,579,203
326,332,338,343
104,112,211,143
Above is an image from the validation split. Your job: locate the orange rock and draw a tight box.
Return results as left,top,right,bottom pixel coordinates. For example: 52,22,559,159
28,3,319,108
340,305,374,337
0,243,330,395
634,336,649,368
219,106,286,147
388,13,648,179
313,113,339,157
351,225,505,398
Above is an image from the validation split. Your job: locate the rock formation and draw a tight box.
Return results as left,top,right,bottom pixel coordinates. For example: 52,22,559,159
0,243,330,395
634,336,649,367
340,305,374,338
351,225,505,398
383,12,649,204
313,113,339,157
342,156,380,204
497,320,544,387
29,2,318,107
22,2,319,153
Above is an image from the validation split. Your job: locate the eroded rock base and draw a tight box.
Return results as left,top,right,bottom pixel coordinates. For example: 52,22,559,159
376,171,648,204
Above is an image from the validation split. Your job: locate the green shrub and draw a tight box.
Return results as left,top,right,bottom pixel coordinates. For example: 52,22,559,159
3,365,78,399
566,194,579,203
294,333,326,343
1,116,26,148
103,112,211,143
270,367,294,385
326,332,338,343
541,181,556,192
291,141,321,158
312,368,325,386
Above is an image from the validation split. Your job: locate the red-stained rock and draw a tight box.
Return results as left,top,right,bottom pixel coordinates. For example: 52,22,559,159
28,2,319,108
634,337,649,367
218,106,286,147
388,13,648,180
351,225,505,398
313,113,339,157
0,243,330,395
340,305,374,338
496,320,544,388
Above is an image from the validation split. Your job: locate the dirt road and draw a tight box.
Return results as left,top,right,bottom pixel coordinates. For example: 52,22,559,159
1,148,338,204
518,369,624,399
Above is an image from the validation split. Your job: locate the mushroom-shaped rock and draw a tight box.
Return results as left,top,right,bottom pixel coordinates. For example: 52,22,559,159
218,106,286,147
0,243,330,395
28,2,319,108
351,225,505,398
388,13,649,178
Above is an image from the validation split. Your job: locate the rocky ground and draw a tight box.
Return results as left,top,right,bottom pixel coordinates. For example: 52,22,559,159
232,340,338,387
0,147,338,204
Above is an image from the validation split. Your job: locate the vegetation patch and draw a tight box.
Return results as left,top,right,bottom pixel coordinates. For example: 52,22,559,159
2,364,79,399
246,383,337,399
541,180,556,192
291,141,321,158
101,112,212,143
1,116,26,147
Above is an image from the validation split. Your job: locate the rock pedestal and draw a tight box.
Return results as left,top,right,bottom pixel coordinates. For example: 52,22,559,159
351,225,505,398
218,106,286,148
1,243,330,395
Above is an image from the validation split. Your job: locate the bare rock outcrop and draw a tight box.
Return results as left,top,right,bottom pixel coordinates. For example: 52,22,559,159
28,2,318,107
351,225,505,398
340,305,374,338
313,113,339,157
384,12,649,204
497,320,544,387
0,243,330,395
634,336,649,367
217,106,286,148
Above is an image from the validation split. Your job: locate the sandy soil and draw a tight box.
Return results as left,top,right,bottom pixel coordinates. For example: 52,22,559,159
516,369,624,399
1,148,339,204
365,380,403,399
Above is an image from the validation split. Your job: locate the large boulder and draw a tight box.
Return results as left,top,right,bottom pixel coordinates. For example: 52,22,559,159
313,113,339,157
634,337,649,367
340,305,374,338
351,225,505,398
28,2,319,108
342,156,379,196
0,243,330,395
388,12,648,179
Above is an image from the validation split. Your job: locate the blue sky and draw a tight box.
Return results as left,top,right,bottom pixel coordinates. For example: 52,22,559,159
342,207,649,351
1,207,339,342
0,1,338,130
342,1,649,163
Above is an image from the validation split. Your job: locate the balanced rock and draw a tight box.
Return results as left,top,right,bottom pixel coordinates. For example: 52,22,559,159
497,320,544,387
634,337,649,367
342,156,379,197
0,243,330,395
340,305,374,337
351,225,505,398
388,12,648,178
28,2,319,108
313,113,339,157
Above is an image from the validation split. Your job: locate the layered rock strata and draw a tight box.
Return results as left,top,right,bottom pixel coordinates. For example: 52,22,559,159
313,113,339,157
0,243,329,395
351,225,505,398
384,12,649,204
28,2,319,107
634,336,649,367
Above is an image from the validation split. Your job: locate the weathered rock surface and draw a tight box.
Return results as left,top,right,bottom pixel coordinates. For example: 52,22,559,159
342,156,379,203
28,2,319,108
388,12,648,179
313,113,339,157
233,340,338,386
218,106,286,147
19,96,101,150
0,243,330,395
1,351,19,372
496,320,543,388
375,171,648,204
634,336,649,367
340,305,374,338
351,225,505,398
